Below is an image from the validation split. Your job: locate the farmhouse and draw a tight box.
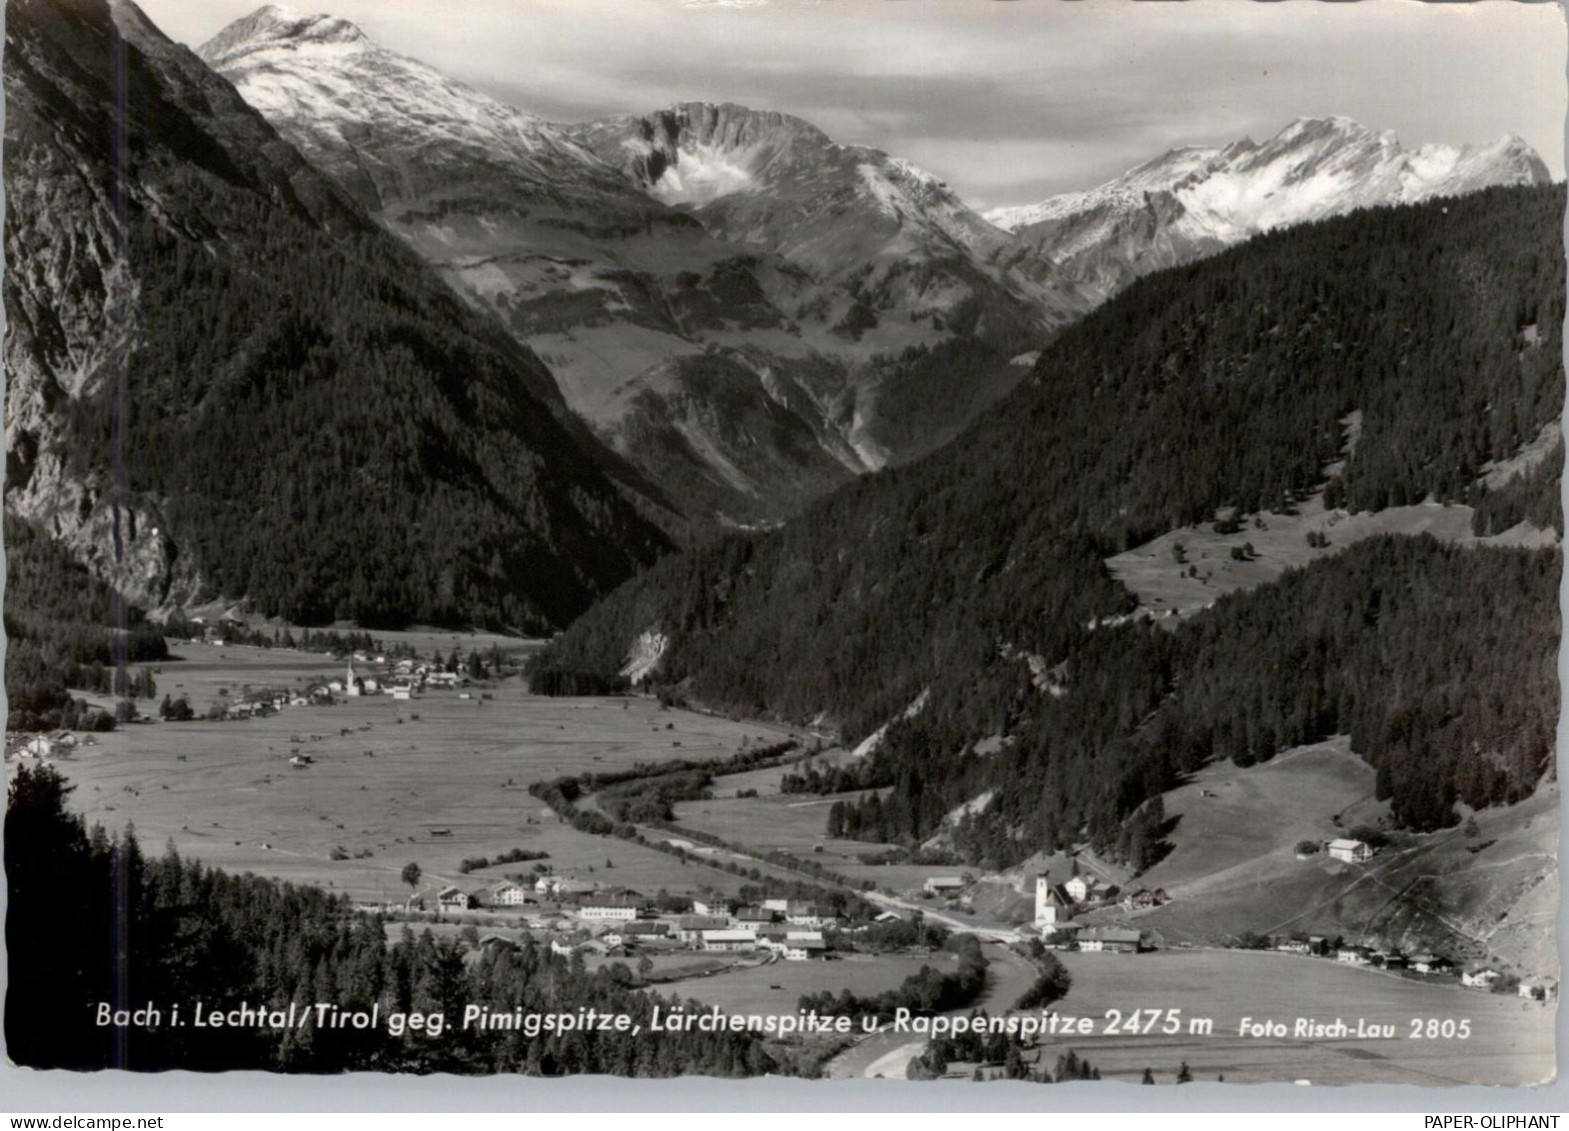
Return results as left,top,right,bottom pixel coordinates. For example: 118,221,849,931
692,898,736,917
701,929,758,953
550,931,591,957
1065,875,1116,904
579,895,644,921
1461,968,1501,989
536,875,596,898
785,902,842,928
18,735,56,759
1119,887,1170,912
1519,981,1555,1002
784,937,828,961
1077,927,1141,954
1270,935,1314,955
733,906,779,928
924,876,967,896
1327,838,1374,863
621,921,670,940
488,881,531,906
1410,954,1453,975
438,886,478,913
677,916,731,943
1040,920,1081,946
1336,945,1374,966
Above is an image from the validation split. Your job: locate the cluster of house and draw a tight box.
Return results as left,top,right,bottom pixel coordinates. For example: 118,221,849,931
412,880,838,961
321,657,467,702
10,730,85,759
1269,934,1554,998
1032,872,1147,951
205,655,471,722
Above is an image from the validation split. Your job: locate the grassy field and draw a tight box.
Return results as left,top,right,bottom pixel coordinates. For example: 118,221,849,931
654,952,956,1016
1078,738,1559,977
1041,948,1554,1086
1105,491,1555,624
668,756,984,895
14,645,810,903
1139,736,1384,895
129,631,536,717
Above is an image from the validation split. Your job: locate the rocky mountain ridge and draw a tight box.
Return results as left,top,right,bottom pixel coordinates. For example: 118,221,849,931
4,0,666,628
988,116,1552,304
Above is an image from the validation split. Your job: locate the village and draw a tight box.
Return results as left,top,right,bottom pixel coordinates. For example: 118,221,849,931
3,627,1557,1084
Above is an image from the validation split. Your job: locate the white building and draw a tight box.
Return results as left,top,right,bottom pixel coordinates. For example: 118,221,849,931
489,881,531,906
923,876,966,896
1078,927,1141,953
784,938,827,961
437,886,476,913
1327,838,1373,863
701,929,757,953
1462,968,1501,989
579,896,642,921
1065,875,1094,903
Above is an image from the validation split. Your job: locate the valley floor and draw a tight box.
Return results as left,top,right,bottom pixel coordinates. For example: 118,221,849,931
5,641,1556,1086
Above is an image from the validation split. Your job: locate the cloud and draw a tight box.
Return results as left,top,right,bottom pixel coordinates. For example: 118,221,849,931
140,0,1565,207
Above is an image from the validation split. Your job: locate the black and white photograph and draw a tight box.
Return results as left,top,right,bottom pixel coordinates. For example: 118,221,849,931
2,0,1563,1093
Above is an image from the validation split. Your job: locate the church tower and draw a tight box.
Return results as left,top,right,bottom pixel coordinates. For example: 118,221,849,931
1035,874,1060,926
345,656,361,697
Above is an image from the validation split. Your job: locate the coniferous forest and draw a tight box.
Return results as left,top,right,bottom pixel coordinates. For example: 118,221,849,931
538,183,1565,864
5,0,670,634
5,765,778,1075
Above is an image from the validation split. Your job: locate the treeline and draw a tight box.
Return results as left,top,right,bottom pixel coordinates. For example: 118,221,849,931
532,670,631,697
537,184,1565,861
1470,438,1564,537
781,759,887,796
5,765,778,1076
797,934,988,1023
162,615,381,656
912,1036,1100,1084
457,847,550,874
4,517,168,732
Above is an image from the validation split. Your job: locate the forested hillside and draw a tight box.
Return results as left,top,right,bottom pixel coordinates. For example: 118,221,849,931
6,765,779,1074
539,184,1565,861
4,0,668,632
3,516,167,731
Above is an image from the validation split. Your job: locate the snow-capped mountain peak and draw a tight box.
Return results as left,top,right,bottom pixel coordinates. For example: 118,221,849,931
991,115,1550,303
200,6,626,210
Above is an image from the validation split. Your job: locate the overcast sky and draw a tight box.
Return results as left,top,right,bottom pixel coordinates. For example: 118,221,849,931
141,0,1566,209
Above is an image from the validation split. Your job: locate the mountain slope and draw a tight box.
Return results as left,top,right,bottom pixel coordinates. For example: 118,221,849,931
990,117,1551,305
4,0,667,629
200,11,1084,525
573,101,1084,332
539,183,1563,860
